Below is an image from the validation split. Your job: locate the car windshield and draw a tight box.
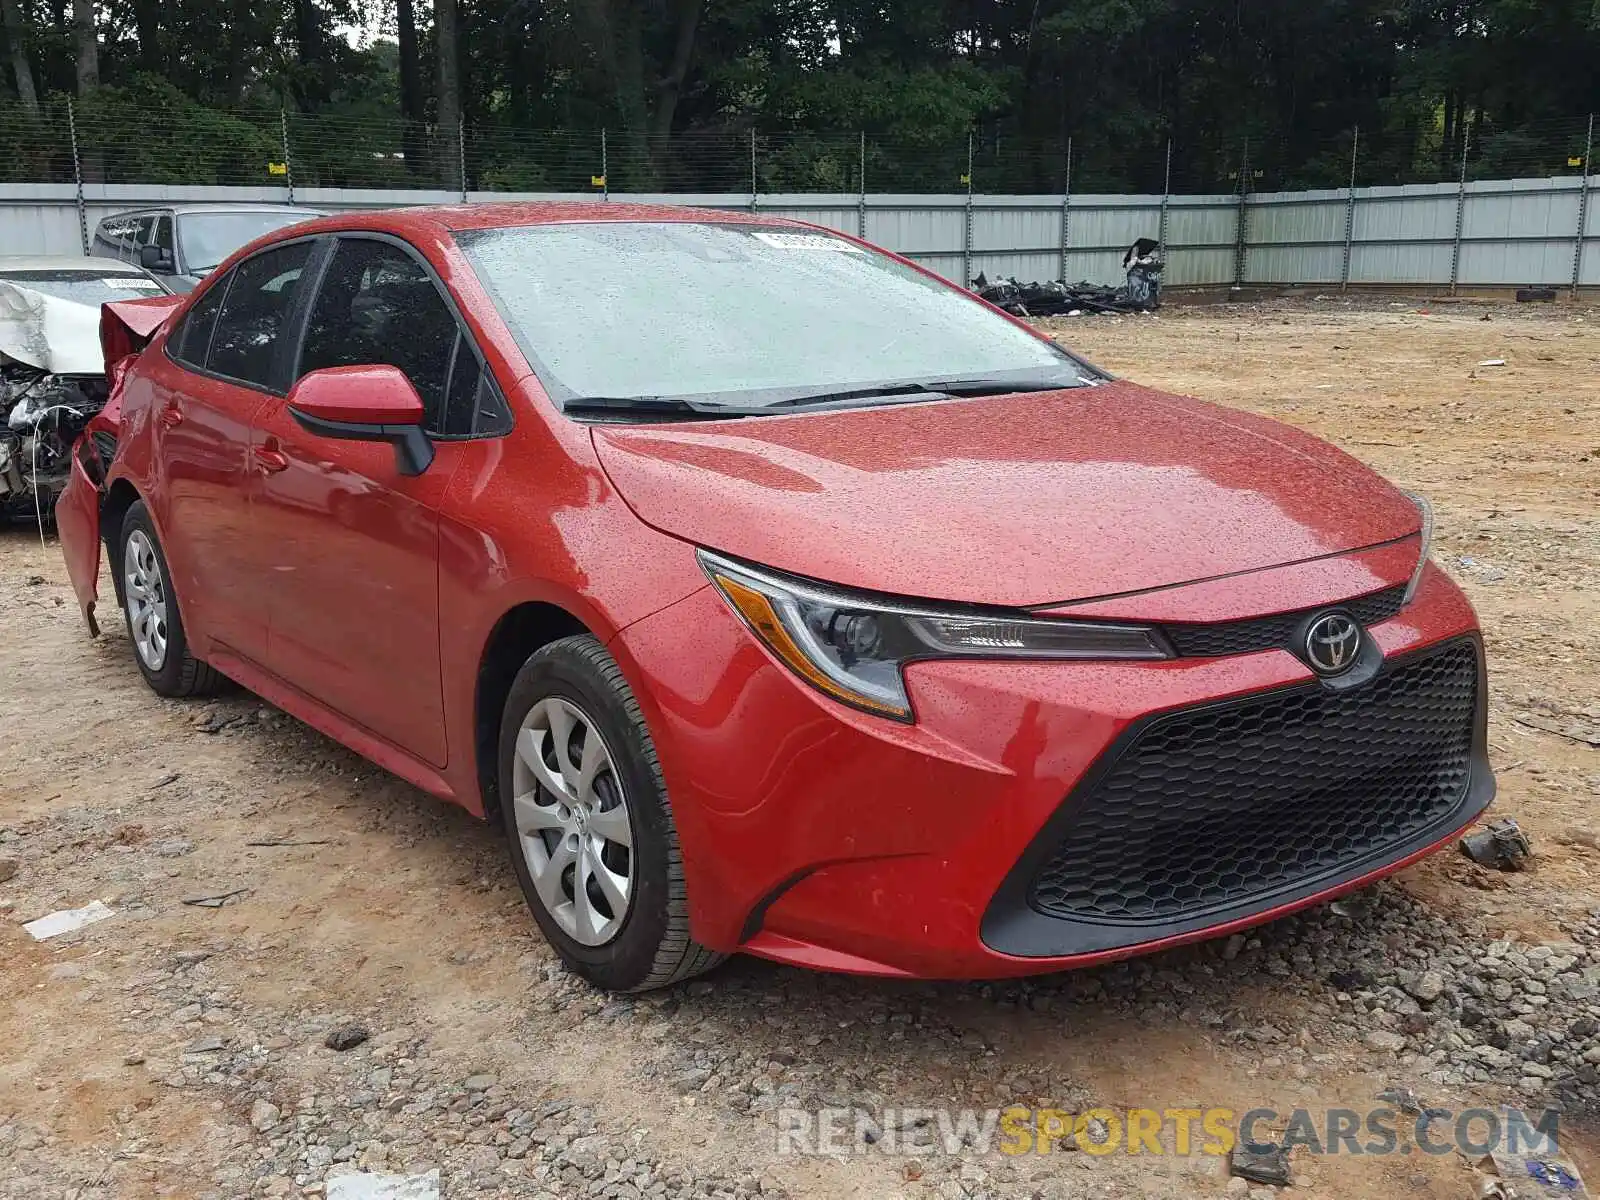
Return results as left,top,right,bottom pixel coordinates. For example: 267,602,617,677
178,211,317,273
458,222,1094,411
0,270,167,303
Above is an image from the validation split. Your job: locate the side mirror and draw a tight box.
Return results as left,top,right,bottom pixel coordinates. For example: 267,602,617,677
139,244,174,272
286,364,435,476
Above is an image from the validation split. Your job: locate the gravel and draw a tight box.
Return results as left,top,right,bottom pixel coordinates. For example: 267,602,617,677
6,303,1599,1198
15,867,1600,1197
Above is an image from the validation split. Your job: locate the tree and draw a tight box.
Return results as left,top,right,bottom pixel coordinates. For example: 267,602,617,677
0,0,1593,196
397,0,425,175
437,0,462,188
131,0,162,76
71,0,97,93
1,0,38,112
653,0,705,139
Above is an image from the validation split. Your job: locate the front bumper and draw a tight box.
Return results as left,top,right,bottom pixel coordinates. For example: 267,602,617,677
610,562,1492,979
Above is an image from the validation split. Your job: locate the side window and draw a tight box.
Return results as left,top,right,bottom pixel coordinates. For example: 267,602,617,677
94,217,135,258
207,240,314,389
170,280,229,368
298,238,464,433
133,216,155,248
152,215,174,252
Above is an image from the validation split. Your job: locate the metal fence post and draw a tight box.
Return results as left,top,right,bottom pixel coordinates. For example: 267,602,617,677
1341,127,1359,291
1058,137,1072,282
963,133,974,287
749,128,758,213
66,98,88,255
1573,114,1595,298
1233,136,1250,288
1449,128,1471,294
1158,137,1172,255
279,109,295,205
601,128,609,201
857,132,867,239
457,115,468,202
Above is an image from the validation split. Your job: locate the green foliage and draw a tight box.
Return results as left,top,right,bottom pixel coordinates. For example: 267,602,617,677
71,78,279,185
0,0,1594,193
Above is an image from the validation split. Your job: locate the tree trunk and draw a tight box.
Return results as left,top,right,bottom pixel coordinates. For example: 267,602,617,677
435,0,462,189
397,0,425,176
131,0,160,75
71,0,100,182
650,0,704,140
0,0,38,112
293,0,325,105
71,0,97,92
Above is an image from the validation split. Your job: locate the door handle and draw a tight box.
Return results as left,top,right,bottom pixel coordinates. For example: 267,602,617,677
159,404,182,429
256,446,290,474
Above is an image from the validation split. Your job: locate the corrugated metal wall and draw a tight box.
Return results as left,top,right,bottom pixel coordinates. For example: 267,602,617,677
1,176,1594,290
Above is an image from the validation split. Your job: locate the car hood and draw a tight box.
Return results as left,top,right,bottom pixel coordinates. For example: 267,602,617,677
0,281,103,374
589,381,1422,608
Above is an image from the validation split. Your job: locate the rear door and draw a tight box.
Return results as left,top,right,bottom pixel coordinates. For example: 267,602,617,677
154,237,319,663
250,234,506,766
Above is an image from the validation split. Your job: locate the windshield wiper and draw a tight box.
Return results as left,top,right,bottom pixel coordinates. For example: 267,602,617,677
763,376,1083,410
564,390,953,418
563,373,1086,421
562,395,759,420
919,375,1087,396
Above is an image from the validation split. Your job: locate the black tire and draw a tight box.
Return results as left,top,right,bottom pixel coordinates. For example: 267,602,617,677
498,634,724,992
119,500,224,698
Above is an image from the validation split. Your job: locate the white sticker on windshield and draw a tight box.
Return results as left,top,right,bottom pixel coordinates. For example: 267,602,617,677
751,231,863,253
107,277,163,289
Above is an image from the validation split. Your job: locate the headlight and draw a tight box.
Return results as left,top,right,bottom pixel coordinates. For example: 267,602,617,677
1401,491,1434,605
698,550,1173,721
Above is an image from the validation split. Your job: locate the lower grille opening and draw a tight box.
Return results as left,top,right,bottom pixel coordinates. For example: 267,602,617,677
1029,640,1479,923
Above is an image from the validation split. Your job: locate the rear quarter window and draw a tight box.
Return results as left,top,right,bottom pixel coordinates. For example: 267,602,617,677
169,281,229,368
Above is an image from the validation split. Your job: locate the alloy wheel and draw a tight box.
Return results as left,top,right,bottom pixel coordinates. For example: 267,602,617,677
124,529,168,672
511,696,634,946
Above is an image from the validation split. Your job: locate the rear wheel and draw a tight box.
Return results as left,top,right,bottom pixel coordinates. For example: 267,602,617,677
498,635,723,991
119,501,223,697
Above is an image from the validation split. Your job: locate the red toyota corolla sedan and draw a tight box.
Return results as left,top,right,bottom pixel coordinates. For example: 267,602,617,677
57,203,1493,992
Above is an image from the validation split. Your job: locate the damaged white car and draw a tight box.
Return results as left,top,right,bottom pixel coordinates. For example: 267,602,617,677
0,256,168,520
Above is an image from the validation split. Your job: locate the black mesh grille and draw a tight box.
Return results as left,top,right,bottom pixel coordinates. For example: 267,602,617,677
1162,586,1407,658
1029,640,1479,922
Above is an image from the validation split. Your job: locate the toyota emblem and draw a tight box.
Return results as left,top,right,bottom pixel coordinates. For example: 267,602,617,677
1304,612,1362,675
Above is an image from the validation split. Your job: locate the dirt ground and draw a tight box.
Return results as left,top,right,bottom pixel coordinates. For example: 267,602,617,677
1,295,1597,1200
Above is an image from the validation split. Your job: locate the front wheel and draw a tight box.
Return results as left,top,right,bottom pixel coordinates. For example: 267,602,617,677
498,635,723,992
119,501,223,697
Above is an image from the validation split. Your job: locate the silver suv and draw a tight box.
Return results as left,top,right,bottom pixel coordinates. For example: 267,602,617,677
91,204,324,293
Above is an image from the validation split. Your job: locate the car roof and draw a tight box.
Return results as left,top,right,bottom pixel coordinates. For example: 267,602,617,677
286,201,807,239
0,254,155,274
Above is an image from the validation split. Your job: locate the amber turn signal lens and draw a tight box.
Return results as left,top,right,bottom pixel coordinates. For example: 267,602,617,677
709,572,912,719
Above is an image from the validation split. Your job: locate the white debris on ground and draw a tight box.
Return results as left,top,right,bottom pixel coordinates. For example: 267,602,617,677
326,1169,442,1200
22,898,114,940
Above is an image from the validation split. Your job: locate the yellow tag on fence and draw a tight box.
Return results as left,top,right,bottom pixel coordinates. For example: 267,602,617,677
267,162,288,176
591,174,607,188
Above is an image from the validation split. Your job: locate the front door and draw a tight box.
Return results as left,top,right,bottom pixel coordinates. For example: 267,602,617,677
251,236,483,767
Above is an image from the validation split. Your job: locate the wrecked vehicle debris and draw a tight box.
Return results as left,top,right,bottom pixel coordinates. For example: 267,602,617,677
0,257,169,521
1460,818,1534,870
1229,1140,1292,1186
974,238,1165,317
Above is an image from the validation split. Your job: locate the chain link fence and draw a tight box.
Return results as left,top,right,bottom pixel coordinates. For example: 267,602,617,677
3,100,1593,198
2,100,1595,294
